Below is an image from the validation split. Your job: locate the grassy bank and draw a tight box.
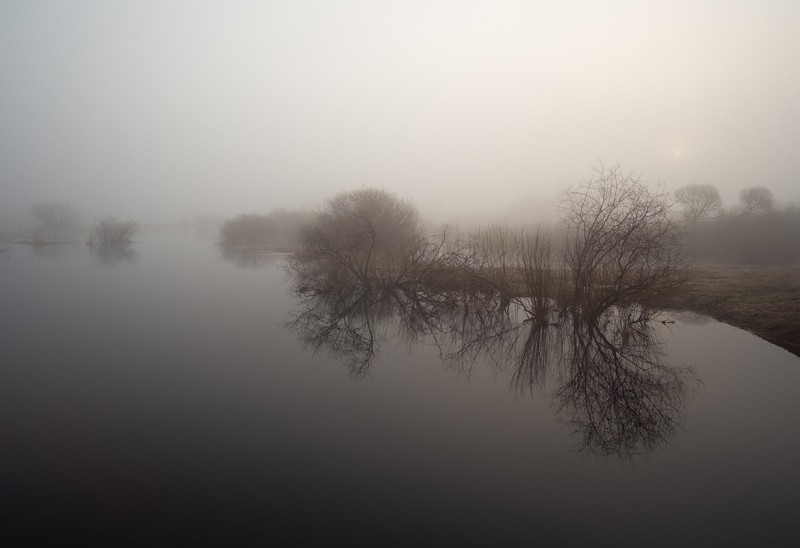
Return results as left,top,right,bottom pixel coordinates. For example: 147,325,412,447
423,262,800,357
657,265,800,357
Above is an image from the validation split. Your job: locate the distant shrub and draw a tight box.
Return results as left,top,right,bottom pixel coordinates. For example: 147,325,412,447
219,209,313,250
29,201,80,239
87,216,138,246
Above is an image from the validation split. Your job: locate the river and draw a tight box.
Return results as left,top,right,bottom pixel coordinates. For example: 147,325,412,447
1,231,798,546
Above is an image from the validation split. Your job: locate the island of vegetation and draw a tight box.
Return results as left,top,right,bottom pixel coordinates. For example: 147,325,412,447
216,164,799,357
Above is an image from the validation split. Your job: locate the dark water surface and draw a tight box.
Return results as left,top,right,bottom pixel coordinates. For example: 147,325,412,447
2,233,799,546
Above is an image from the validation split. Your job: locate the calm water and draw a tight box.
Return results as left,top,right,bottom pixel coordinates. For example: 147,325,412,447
2,232,799,546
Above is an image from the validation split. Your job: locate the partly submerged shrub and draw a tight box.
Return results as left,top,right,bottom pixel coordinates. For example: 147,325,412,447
87,216,137,246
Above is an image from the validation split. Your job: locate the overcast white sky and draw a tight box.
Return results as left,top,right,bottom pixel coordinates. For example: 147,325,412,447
1,0,798,225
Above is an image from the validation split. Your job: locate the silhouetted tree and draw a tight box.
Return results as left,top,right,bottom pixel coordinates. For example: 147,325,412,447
738,186,774,216
29,201,79,238
674,183,722,225
557,164,689,315
290,188,423,287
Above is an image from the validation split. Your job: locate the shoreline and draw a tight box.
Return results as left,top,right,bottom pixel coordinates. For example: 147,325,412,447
657,265,800,357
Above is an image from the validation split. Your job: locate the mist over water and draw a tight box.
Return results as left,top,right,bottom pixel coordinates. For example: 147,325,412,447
3,2,800,545
2,1,799,226
1,232,799,545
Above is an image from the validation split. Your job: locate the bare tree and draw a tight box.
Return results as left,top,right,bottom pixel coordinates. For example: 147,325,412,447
289,188,423,287
557,164,689,316
674,183,722,225
29,201,80,238
738,186,774,216
87,216,138,246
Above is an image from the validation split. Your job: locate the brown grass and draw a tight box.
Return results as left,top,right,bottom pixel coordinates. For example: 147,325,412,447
656,265,800,356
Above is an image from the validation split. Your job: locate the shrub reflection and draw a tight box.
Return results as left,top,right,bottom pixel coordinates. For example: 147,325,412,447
287,282,694,461
88,242,138,267
219,245,285,270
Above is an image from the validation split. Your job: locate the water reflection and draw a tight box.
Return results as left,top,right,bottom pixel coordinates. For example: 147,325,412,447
30,241,72,259
287,284,695,460
554,314,691,459
88,243,138,267
219,245,286,270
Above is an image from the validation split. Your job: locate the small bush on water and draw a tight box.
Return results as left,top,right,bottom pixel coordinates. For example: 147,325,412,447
87,216,137,246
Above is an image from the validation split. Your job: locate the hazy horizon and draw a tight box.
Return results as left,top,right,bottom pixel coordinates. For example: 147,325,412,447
2,0,799,226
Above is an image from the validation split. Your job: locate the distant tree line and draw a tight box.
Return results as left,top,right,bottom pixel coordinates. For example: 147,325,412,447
674,184,800,264
219,209,313,250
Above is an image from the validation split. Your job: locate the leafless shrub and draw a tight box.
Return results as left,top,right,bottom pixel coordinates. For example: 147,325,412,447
516,228,565,318
467,224,520,297
557,164,689,316
289,188,426,288
29,201,80,239
465,224,563,320
87,216,137,246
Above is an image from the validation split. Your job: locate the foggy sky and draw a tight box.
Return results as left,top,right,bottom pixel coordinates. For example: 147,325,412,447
2,0,798,226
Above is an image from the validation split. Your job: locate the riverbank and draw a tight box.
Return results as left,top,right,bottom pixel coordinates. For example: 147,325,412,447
658,265,800,357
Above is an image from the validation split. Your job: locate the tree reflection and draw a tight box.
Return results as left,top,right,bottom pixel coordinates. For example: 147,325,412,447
286,285,456,378
553,310,691,459
88,242,138,267
287,287,383,378
219,245,285,269
286,282,695,460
